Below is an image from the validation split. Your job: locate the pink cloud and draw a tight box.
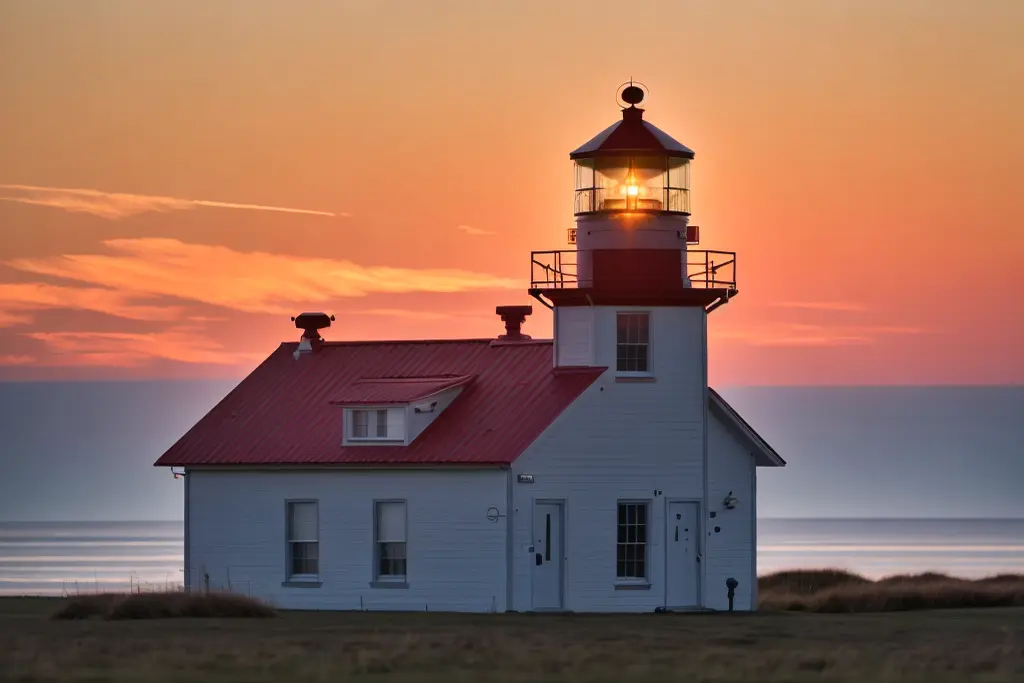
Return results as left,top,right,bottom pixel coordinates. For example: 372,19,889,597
0,184,339,220
0,282,183,326
711,322,925,347
24,330,266,367
768,301,867,312
7,238,520,315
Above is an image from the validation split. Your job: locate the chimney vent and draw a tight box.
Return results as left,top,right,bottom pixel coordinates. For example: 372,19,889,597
495,305,532,341
291,312,335,354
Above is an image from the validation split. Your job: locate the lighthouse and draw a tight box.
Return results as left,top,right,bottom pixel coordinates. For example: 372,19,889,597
530,82,737,369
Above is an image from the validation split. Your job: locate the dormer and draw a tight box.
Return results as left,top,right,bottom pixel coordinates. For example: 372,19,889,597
332,375,474,446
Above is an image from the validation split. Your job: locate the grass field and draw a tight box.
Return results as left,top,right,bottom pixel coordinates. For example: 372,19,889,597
1,596,1022,682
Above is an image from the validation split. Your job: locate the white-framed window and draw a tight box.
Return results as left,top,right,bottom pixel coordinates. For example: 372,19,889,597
616,312,650,374
616,501,649,581
351,408,390,440
375,500,407,580
286,500,319,579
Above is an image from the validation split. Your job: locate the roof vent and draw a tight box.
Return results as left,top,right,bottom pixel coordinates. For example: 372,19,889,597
291,312,335,359
495,305,532,341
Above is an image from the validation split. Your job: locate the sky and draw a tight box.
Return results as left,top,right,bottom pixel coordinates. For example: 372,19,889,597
1,0,1022,385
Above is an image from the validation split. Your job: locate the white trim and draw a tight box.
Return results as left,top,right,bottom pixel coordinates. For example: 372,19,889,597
183,469,190,591
750,463,759,609
707,389,786,467
701,312,709,608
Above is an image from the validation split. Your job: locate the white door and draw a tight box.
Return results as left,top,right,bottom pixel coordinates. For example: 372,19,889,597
531,502,563,610
666,501,700,608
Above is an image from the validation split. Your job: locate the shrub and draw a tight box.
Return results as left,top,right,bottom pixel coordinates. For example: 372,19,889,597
758,570,1024,613
51,593,124,620
51,591,276,621
757,569,870,596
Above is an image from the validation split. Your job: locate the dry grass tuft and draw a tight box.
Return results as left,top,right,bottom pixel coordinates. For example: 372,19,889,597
757,568,870,596
51,591,276,621
758,570,1024,613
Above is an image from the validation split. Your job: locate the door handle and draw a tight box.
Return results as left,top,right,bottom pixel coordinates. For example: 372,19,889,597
696,554,702,563
535,552,543,566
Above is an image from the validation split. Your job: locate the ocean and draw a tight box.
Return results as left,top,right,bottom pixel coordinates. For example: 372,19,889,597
1,383,1022,595
2,518,1021,596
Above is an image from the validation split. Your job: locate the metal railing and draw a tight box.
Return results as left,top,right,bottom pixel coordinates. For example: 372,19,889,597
530,249,737,290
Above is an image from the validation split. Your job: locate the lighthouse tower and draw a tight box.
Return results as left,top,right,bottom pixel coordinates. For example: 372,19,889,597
529,82,737,369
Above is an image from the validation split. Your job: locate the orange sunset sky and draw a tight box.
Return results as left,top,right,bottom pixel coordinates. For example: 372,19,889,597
1,0,1021,385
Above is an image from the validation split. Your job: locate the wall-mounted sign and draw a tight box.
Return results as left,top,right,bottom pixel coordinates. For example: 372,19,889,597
567,227,577,245
517,474,535,484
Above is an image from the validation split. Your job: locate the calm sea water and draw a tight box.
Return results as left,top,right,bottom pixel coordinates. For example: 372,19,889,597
2,518,1021,596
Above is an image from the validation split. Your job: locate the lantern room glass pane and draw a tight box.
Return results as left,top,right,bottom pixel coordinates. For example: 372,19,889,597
574,160,596,213
574,155,689,215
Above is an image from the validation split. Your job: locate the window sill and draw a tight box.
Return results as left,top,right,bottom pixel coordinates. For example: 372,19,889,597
614,375,656,383
614,582,652,590
282,579,323,588
344,439,406,446
370,580,409,589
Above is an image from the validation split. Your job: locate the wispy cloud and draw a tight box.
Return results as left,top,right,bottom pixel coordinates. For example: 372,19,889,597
0,311,33,328
711,322,925,347
0,184,339,220
456,224,496,236
0,354,34,366
768,301,867,312
0,283,183,326
6,238,520,315
24,330,265,367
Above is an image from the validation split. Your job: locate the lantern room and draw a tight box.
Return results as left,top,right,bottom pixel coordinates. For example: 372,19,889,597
570,84,694,216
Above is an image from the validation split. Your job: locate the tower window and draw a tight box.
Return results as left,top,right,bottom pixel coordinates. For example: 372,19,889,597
616,313,650,373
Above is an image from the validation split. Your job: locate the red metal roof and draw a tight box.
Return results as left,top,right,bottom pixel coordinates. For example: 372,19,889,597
154,340,605,467
329,374,474,405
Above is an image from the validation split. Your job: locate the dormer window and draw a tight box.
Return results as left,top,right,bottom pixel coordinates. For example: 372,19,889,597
616,312,650,374
334,374,475,446
352,409,388,439
347,407,402,442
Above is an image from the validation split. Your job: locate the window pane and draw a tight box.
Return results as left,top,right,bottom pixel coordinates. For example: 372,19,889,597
636,315,649,343
615,313,650,373
352,410,369,438
290,541,318,576
288,502,317,542
616,314,629,343
376,409,388,438
376,501,406,542
378,541,407,577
